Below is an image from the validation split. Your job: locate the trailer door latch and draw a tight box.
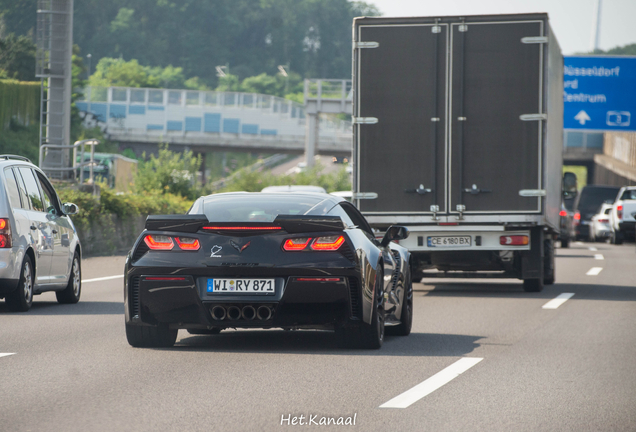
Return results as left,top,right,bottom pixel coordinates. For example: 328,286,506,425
352,117,378,125
463,184,492,195
405,184,432,195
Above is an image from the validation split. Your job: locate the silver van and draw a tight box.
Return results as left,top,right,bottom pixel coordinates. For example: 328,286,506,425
0,155,82,311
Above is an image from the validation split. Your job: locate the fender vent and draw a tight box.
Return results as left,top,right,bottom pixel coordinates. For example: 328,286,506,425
130,276,140,317
132,241,149,262
348,277,361,319
391,250,401,290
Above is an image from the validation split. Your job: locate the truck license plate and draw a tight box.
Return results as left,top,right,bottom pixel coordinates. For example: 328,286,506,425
427,236,471,247
207,278,275,294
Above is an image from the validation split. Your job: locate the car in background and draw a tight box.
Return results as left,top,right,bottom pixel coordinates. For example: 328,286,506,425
0,155,82,312
572,185,621,241
589,203,613,242
609,186,636,244
261,185,327,194
558,202,574,248
124,192,413,349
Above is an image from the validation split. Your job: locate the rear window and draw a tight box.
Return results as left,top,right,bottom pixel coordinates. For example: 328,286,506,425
576,187,620,214
197,194,330,222
619,189,636,201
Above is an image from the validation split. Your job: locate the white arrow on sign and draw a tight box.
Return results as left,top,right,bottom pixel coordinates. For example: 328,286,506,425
574,110,591,125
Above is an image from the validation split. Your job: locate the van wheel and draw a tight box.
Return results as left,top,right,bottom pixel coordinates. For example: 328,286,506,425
6,256,34,312
56,252,81,304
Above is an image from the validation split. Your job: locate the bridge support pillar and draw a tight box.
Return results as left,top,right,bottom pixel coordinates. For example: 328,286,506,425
305,113,318,168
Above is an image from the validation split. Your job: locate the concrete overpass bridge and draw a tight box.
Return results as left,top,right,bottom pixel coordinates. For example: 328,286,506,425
75,84,352,157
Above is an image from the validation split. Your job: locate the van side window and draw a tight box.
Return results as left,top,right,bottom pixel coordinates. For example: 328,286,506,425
36,174,55,214
18,167,44,212
3,168,22,209
14,168,31,210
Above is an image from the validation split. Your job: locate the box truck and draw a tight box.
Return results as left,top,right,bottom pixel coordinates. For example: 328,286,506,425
352,13,563,292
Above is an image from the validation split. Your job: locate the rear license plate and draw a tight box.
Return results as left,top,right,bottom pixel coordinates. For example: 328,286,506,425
207,278,275,294
427,236,471,247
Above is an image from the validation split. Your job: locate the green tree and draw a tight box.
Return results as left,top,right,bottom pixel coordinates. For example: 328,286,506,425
0,33,36,81
135,144,202,199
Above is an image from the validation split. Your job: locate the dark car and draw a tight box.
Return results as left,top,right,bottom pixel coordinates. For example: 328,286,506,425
573,185,621,241
558,200,575,248
124,192,412,349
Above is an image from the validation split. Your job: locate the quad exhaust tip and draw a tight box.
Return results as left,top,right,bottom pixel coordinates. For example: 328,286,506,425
227,306,241,320
211,305,226,320
241,305,256,320
257,305,273,321
211,305,273,321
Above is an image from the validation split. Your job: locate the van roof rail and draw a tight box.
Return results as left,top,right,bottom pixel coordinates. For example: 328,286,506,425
0,155,32,163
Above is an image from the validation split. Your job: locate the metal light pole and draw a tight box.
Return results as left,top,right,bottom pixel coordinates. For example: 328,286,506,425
86,53,92,80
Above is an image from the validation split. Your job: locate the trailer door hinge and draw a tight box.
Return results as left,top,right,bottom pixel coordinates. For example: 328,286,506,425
353,117,378,125
354,41,379,49
432,25,442,33
519,113,547,121
458,24,468,32
519,189,546,197
521,36,548,44
353,192,378,200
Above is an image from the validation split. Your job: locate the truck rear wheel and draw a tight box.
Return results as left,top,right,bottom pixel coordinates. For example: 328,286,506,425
543,239,555,285
523,278,544,292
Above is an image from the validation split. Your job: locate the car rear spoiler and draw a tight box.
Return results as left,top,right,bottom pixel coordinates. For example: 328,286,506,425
145,214,345,234
145,214,209,233
273,215,345,233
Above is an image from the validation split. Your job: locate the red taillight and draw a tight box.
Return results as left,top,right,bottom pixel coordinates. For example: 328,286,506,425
559,210,567,217
296,277,343,282
574,212,581,225
203,226,281,231
311,235,345,251
598,218,609,223
144,235,174,250
500,235,529,246
617,205,623,220
0,218,10,248
283,237,312,251
175,237,200,251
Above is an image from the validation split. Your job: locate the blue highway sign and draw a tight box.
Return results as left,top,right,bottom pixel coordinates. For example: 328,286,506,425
563,56,636,131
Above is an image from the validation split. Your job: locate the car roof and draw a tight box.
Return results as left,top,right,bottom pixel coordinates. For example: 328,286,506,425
200,191,343,203
261,185,327,193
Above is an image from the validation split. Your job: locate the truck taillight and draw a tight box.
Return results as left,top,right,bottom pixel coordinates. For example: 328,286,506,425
500,235,529,246
617,205,623,220
0,218,10,248
574,212,581,225
144,235,174,250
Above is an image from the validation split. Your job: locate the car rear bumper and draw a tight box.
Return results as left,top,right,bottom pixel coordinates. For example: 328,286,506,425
125,271,362,330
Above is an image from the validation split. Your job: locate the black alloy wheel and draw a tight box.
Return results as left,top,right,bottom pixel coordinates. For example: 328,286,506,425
56,252,81,304
386,267,413,336
6,256,34,312
360,270,385,349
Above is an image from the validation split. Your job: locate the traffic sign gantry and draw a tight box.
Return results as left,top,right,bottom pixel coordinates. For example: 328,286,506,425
564,56,636,131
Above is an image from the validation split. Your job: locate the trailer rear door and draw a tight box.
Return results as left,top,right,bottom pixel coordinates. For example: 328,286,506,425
449,20,544,215
355,23,448,214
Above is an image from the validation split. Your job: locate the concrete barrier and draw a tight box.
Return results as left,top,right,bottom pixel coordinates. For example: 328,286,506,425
76,214,146,257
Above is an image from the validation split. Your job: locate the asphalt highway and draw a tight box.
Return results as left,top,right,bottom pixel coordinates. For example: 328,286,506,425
1,243,635,432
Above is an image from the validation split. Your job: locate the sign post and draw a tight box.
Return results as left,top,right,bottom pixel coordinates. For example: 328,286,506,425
563,56,636,131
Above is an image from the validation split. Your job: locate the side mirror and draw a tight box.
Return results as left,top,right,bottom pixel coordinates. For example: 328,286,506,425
63,202,79,215
381,225,409,247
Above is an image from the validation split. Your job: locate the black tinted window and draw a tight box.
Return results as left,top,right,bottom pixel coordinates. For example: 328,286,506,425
576,187,620,215
18,168,44,212
198,194,328,222
3,168,22,209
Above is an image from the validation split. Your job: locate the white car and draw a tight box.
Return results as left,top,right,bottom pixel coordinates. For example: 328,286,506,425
609,186,636,244
589,203,612,242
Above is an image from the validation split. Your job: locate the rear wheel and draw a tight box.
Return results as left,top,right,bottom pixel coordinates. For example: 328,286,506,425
543,239,555,286
125,323,178,348
560,237,569,248
523,278,544,292
6,256,34,312
360,270,385,349
386,269,412,336
56,252,81,304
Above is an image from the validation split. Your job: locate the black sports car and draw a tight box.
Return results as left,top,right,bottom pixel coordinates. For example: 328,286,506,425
124,192,412,349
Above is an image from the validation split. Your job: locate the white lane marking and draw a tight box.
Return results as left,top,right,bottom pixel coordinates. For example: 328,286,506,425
594,254,604,260
589,247,598,251
542,293,575,309
379,357,483,409
575,241,584,245
587,267,603,276
0,353,15,359
82,275,124,283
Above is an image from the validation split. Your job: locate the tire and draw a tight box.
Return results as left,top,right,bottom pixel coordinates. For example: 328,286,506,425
6,256,34,312
126,323,178,348
359,270,385,349
523,278,544,292
560,237,569,248
386,268,412,336
187,328,221,335
56,252,81,304
615,231,624,245
543,239,555,286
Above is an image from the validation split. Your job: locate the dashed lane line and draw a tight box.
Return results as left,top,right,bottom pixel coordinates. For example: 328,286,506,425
586,267,603,276
82,275,124,283
0,353,15,359
542,293,575,309
594,254,604,260
379,357,483,409
589,247,598,251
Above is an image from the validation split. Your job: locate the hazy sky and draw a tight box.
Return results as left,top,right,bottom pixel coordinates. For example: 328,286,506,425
364,0,636,55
